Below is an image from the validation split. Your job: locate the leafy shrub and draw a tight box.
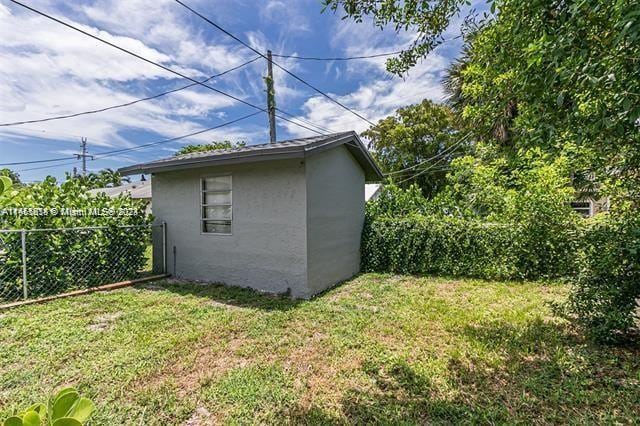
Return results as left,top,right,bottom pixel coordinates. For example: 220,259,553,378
0,177,151,300
364,171,582,280
362,215,521,279
562,209,640,344
3,386,95,426
365,183,428,219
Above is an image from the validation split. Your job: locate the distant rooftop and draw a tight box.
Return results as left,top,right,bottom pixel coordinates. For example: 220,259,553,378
119,131,383,182
88,179,151,199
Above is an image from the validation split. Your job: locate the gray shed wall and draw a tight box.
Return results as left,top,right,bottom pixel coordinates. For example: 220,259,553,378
151,146,365,298
305,145,364,295
152,159,309,296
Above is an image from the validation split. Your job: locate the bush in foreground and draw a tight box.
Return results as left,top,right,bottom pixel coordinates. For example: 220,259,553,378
561,209,640,344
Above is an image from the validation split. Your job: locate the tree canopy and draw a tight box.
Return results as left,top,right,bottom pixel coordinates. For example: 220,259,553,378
363,99,469,197
174,140,246,157
322,0,467,75
67,168,130,190
453,0,640,202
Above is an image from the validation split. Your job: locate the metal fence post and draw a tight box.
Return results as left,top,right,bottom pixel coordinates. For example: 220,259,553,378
162,221,167,275
21,230,28,300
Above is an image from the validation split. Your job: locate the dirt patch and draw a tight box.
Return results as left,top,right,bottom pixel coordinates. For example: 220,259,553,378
133,334,252,398
183,406,217,426
206,300,247,311
138,282,165,291
87,311,123,332
283,330,363,412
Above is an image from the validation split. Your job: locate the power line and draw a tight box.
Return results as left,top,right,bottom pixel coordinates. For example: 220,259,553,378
272,51,403,61
92,111,264,159
172,0,376,127
271,36,462,62
0,56,261,127
7,2,287,130
14,111,263,172
0,126,87,140
273,114,327,136
8,1,329,138
385,132,472,176
7,111,323,173
0,156,76,166
275,108,336,134
395,156,450,185
7,0,260,110
16,159,80,173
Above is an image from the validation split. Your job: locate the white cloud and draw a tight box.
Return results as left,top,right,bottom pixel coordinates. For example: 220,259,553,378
279,5,463,137
284,31,450,136
259,0,311,34
0,1,266,154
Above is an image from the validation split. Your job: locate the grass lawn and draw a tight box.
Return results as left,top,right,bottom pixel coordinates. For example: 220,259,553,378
1,274,638,424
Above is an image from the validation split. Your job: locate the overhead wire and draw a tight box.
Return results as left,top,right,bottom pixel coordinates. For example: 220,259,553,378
16,159,80,173
14,111,263,172
0,56,261,127
0,156,77,166
7,0,325,138
384,132,472,177
272,51,403,61
91,111,263,159
172,0,376,127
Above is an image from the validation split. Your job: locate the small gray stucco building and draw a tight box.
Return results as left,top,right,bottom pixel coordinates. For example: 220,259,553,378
120,131,383,298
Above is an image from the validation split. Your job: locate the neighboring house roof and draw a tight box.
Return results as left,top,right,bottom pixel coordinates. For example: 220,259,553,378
88,180,151,199
365,183,382,201
118,131,384,182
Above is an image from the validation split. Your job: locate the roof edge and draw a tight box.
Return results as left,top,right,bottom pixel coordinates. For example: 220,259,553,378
119,131,383,182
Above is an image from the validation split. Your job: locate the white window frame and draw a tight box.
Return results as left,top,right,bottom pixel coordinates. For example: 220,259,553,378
200,174,232,235
570,200,593,218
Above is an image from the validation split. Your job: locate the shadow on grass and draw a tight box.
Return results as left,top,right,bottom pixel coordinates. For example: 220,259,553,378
135,279,304,312
285,318,640,424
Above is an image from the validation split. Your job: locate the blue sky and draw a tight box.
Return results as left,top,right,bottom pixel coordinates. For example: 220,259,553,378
0,0,478,182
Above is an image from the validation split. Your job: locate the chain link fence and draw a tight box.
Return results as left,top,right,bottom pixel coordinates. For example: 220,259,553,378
0,224,165,304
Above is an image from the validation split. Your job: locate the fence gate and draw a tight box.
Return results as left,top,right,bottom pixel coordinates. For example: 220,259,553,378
0,224,166,305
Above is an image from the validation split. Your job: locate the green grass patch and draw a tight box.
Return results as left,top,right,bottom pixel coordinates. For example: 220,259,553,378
0,274,637,424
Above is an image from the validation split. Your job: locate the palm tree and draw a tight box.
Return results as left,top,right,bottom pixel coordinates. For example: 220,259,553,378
98,168,130,187
442,43,518,147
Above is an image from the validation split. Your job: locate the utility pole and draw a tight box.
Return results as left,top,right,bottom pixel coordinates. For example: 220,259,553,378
76,137,94,176
266,50,276,143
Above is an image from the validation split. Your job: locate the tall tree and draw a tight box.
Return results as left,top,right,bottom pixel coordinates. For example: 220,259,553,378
67,169,130,189
363,100,469,197
449,0,640,200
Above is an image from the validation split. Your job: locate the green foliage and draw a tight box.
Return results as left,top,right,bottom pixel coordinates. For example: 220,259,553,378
363,100,469,197
321,0,467,75
447,0,640,342
432,153,581,276
2,387,95,426
0,176,12,196
174,140,246,157
365,183,428,219
0,169,21,187
364,170,582,280
362,215,521,279
453,0,640,200
561,209,640,344
67,168,130,190
0,177,151,300
0,176,149,230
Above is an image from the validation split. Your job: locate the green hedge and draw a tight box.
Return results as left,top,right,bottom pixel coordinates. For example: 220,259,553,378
0,177,151,301
361,215,580,280
562,210,640,343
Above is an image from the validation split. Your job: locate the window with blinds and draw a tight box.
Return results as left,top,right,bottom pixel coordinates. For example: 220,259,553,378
201,175,232,234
